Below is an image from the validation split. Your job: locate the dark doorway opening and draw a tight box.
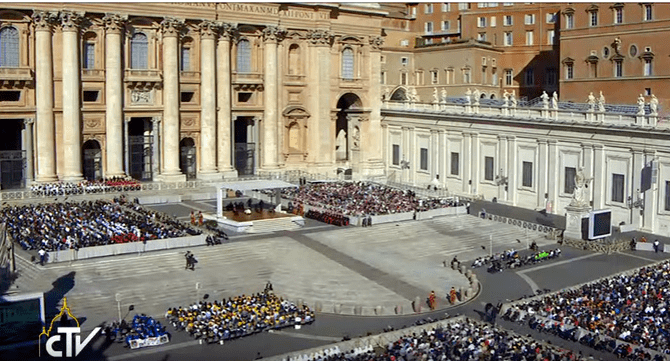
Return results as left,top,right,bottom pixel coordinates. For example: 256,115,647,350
0,119,26,189
180,137,196,180
82,140,102,181
234,117,255,176
127,118,153,181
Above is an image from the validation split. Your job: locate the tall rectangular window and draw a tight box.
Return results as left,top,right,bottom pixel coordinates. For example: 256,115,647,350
545,68,556,85
644,4,652,21
505,69,513,85
492,68,498,86
420,148,428,170
392,144,400,166
525,68,534,86
481,67,487,84
180,47,190,71
565,167,576,194
442,20,450,30
665,181,670,211
463,69,471,83
83,42,95,69
425,22,434,33
425,3,433,14
451,152,459,175
0,26,20,67
490,16,496,27
478,32,487,42
612,173,625,203
644,59,652,76
524,14,535,25
459,2,469,10
566,64,574,79
614,8,623,24
522,161,533,187
525,31,534,45
401,72,408,85
484,156,494,181
566,14,574,29
547,30,555,45
504,31,513,46
546,12,557,23
381,71,386,84
590,11,598,26
431,70,438,84
504,15,513,26
341,48,354,80
614,60,623,77
442,3,450,12
478,17,487,28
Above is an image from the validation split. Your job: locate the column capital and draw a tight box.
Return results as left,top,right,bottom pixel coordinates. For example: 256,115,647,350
631,148,644,155
60,10,85,32
151,116,162,124
592,143,604,150
32,11,58,32
506,135,516,141
547,139,558,145
161,17,184,38
24,118,34,126
537,139,548,145
644,149,657,156
219,22,235,41
368,35,384,51
199,20,219,40
262,26,285,43
307,29,332,46
580,142,594,149
102,13,128,34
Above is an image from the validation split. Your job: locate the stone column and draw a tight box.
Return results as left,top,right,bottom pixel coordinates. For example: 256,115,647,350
364,36,385,176
470,132,479,195
198,21,219,180
60,11,84,181
261,26,282,169
307,30,332,167
592,144,605,210
547,140,558,213
408,127,416,185
642,150,657,232
103,14,127,177
160,18,186,181
216,23,236,177
498,135,507,202
631,148,644,228
462,132,471,193
507,136,517,205
124,117,130,174
32,11,58,182
151,116,161,177
23,118,34,183
537,139,548,209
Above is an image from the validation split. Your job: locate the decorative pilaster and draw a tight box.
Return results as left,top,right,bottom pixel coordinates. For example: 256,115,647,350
507,136,517,205
462,132,471,193
547,140,558,213
631,148,644,228
103,13,127,177
307,29,333,166
364,35,385,176
537,139,548,209
60,11,84,181
261,26,284,169
592,144,605,210
198,21,219,179
23,118,34,183
32,11,58,182
642,150,657,232
160,18,186,181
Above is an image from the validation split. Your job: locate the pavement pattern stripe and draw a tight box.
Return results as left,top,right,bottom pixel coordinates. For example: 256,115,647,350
281,231,426,301
516,253,599,274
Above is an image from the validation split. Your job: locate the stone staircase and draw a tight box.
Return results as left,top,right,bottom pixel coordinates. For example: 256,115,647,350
248,217,303,234
10,253,49,293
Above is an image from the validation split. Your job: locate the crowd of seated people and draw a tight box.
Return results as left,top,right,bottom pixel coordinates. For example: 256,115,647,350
305,210,349,227
471,247,562,273
280,182,462,217
166,291,314,344
29,177,142,196
504,260,670,356
282,318,592,361
124,314,168,347
2,200,201,252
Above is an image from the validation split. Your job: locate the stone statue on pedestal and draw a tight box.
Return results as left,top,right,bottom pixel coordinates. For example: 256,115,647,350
587,92,596,111
551,91,558,109
541,91,549,109
510,90,517,108
597,91,605,112
441,88,447,103
650,94,659,115
465,88,472,105
637,94,646,115
569,167,592,207
503,90,510,107
432,87,439,103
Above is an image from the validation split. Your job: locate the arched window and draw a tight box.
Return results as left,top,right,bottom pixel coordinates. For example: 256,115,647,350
181,37,192,71
82,32,97,69
288,44,300,75
0,26,20,67
341,47,354,80
130,32,148,69
237,39,251,73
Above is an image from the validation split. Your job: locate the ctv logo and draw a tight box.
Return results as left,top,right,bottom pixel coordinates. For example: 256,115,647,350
38,297,101,358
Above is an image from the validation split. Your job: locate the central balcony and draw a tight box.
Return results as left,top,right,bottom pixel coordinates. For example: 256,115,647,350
124,69,163,89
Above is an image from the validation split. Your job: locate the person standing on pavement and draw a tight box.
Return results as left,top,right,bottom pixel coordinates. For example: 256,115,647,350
38,248,47,266
185,251,192,270
654,239,660,253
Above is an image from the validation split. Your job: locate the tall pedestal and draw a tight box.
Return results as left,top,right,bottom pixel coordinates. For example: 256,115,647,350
564,204,591,241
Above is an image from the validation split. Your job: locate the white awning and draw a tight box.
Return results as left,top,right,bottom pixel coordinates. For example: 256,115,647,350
216,179,297,191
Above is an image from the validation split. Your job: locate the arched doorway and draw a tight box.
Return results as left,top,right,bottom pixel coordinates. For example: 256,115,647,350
82,140,102,181
490,94,496,99
179,137,196,180
127,117,153,181
335,93,362,161
0,119,26,189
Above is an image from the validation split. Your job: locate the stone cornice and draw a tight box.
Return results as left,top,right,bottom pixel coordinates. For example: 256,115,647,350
102,13,128,34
